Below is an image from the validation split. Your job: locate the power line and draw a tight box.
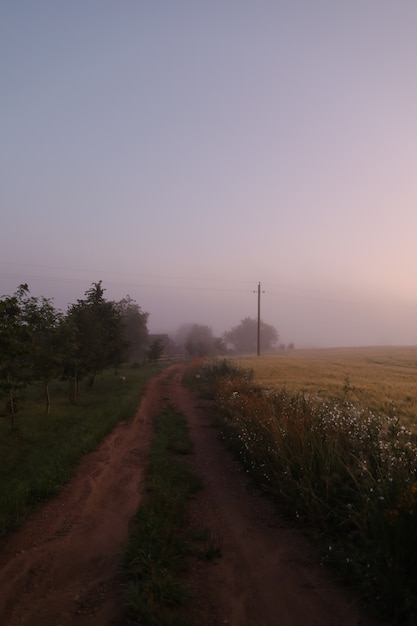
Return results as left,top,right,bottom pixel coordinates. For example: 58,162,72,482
0,261,255,288
0,271,251,294
0,262,256,293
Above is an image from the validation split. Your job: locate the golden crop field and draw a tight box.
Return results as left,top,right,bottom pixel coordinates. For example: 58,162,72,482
234,346,417,428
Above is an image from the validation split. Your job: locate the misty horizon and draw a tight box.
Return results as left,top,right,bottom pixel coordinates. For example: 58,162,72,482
1,268,416,350
2,3,417,349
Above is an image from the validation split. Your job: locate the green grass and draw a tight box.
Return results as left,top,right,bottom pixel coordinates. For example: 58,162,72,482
124,405,202,626
0,362,163,537
196,357,417,625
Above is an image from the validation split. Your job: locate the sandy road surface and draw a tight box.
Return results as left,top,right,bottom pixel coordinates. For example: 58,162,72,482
0,364,380,625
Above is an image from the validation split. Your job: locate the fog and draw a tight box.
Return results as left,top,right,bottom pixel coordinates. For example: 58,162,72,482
2,3,417,348
1,269,416,349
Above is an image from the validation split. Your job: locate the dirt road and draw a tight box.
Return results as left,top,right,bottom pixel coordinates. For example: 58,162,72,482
0,364,379,625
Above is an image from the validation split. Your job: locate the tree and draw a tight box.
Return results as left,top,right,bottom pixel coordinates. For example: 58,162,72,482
0,285,32,427
174,323,195,353
66,281,129,392
184,324,217,357
146,337,165,362
0,285,79,421
150,334,176,357
117,296,149,361
175,323,225,357
223,317,279,354
23,293,64,415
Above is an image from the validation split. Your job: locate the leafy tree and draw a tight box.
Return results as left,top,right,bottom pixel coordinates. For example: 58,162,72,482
23,293,64,415
184,324,217,357
0,284,79,420
174,323,195,354
0,284,32,427
117,295,149,361
152,334,176,357
66,281,129,392
213,335,227,355
146,337,165,362
223,317,279,354
60,315,82,404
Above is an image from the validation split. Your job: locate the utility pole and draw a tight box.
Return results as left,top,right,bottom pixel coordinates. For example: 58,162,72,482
253,282,265,356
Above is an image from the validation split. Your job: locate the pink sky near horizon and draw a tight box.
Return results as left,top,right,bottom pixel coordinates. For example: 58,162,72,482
2,1,417,347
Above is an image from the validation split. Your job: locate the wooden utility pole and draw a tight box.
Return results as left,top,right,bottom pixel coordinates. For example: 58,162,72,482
254,282,264,356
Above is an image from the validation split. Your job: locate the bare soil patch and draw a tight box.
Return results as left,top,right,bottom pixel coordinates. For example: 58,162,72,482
0,364,382,625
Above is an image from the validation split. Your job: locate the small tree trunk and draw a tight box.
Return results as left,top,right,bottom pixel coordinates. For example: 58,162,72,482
75,364,79,403
44,380,51,415
69,366,79,404
9,390,16,430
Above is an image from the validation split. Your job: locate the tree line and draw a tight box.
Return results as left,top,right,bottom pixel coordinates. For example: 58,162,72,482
0,282,149,426
174,316,285,358
0,281,286,426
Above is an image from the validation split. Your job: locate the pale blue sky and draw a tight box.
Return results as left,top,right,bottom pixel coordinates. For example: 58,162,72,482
2,1,417,346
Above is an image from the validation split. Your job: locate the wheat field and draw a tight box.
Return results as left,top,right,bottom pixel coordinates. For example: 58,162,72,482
234,346,417,428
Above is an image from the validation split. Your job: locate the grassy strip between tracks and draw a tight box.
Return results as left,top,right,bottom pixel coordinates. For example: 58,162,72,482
124,404,219,626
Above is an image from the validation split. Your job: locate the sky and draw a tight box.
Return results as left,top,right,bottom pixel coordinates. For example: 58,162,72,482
2,1,417,348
